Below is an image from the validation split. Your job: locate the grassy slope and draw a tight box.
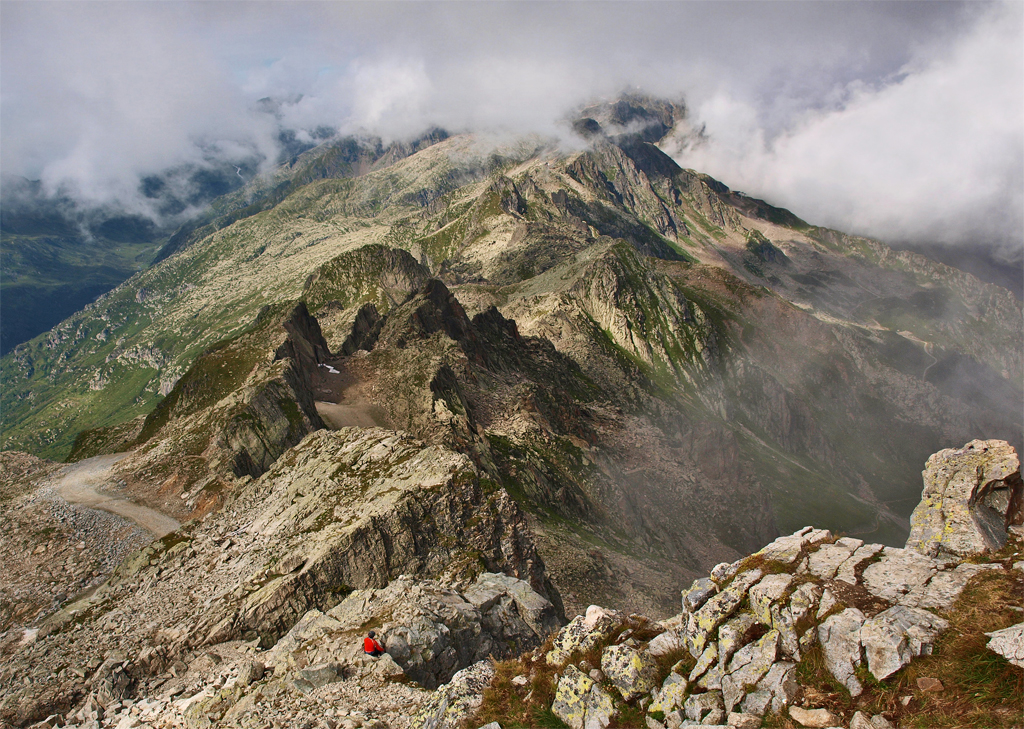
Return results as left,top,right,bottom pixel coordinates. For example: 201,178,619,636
0,137,521,458
0,231,161,355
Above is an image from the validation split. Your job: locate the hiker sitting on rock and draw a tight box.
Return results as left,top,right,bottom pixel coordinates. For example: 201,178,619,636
363,631,385,657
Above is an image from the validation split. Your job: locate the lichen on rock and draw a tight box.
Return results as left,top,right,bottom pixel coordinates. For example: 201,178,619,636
906,439,1022,558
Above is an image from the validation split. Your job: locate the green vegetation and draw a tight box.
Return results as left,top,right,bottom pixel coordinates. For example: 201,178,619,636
471,616,686,729
782,553,1023,728
67,415,146,462
0,227,162,355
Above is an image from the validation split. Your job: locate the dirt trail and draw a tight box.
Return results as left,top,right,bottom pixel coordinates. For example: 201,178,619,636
54,453,180,538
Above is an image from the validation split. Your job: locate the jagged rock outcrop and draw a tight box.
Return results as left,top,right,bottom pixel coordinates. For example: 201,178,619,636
104,302,332,518
906,439,1023,557
450,454,1021,729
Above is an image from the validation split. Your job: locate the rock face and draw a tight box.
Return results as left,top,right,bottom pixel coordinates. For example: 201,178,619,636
0,427,562,726
412,660,495,729
266,572,558,689
906,439,1023,557
109,301,333,519
551,664,616,729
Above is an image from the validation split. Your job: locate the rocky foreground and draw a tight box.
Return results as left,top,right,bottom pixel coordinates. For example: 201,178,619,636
1,439,1022,729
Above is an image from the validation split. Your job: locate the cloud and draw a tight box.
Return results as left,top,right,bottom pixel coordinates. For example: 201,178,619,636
1,0,1020,256
674,1,1024,256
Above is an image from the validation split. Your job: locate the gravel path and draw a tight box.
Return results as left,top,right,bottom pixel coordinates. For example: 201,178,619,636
54,453,181,538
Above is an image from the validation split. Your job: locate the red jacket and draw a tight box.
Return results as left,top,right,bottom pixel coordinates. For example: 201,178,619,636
364,637,384,653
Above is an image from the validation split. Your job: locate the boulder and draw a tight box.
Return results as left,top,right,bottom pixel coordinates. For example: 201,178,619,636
685,570,762,657
748,574,792,625
682,578,719,614
413,660,495,729
905,439,1022,557
807,543,857,581
292,662,343,692
861,548,936,604
264,609,344,668
711,562,739,584
235,659,264,687
649,674,688,716
135,645,168,676
465,572,562,637
584,605,620,629
727,713,761,729
547,609,620,666
834,543,883,585
815,589,838,620
90,656,136,708
600,643,659,701
850,711,896,729
778,585,819,659
649,629,686,657
716,613,758,673
695,663,724,692
744,661,796,716
860,606,949,679
689,642,719,683
551,665,616,729
722,630,779,713
683,690,724,724
789,706,838,728
901,563,1001,610
817,608,865,696
985,622,1024,668
754,528,831,565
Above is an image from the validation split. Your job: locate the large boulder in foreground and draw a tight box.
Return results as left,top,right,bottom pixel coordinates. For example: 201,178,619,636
265,572,559,689
905,439,1022,558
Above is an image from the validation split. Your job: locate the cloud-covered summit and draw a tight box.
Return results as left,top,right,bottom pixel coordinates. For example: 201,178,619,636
2,1,1020,261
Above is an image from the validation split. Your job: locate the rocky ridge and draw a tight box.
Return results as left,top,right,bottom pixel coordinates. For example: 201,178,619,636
1,439,1021,729
0,426,562,726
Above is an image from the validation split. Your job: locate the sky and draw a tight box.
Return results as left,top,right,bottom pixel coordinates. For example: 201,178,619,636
2,1,1022,262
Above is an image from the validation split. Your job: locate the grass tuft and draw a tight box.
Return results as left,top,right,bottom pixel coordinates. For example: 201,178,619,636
470,655,567,729
780,563,1024,728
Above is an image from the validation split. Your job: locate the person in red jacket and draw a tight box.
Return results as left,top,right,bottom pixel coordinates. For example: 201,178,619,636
363,630,385,657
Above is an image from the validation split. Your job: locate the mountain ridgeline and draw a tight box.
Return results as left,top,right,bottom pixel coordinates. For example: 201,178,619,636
2,95,1021,615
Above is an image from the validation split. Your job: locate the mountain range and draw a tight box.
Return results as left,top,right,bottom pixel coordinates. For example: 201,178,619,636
1,93,1021,617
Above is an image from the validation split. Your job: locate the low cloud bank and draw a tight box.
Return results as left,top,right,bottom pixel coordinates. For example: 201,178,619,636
673,1,1023,260
2,1,1020,261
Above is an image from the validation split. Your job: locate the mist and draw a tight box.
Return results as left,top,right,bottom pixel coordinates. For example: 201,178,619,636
2,1,1021,261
